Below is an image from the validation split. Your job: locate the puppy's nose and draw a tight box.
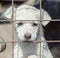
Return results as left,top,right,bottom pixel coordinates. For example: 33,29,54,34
24,33,31,40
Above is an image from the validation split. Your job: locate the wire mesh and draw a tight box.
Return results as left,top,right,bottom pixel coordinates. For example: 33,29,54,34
0,0,60,58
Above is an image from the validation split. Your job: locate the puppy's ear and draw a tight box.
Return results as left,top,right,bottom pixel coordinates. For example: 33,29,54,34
39,9,51,26
2,6,16,19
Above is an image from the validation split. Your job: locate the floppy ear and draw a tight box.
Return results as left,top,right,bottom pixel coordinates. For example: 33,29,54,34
40,9,51,26
2,6,16,19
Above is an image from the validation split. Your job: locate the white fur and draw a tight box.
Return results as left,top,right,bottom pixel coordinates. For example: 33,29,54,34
3,5,53,58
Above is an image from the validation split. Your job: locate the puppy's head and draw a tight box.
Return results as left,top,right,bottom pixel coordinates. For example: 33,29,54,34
3,5,51,41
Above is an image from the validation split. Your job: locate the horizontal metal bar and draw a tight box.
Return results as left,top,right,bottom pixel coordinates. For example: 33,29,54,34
34,40,60,43
0,19,60,22
0,0,25,2
1,40,60,43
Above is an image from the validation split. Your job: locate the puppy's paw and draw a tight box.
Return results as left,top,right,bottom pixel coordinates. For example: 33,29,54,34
28,55,37,58
0,38,6,52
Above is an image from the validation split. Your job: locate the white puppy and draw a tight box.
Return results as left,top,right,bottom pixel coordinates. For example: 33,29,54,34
3,5,53,58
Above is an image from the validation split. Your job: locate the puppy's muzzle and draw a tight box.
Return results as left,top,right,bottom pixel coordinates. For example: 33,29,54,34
24,33,31,40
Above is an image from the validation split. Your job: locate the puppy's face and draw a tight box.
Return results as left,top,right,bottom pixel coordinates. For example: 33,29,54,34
15,21,39,41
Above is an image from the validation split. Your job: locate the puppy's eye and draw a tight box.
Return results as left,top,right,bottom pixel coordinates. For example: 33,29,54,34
18,22,23,26
32,23,38,26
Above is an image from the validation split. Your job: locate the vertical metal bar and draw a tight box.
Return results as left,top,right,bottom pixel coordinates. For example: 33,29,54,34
40,0,42,58
40,0,44,58
0,3,2,13
11,0,14,58
11,0,14,20
0,42,1,52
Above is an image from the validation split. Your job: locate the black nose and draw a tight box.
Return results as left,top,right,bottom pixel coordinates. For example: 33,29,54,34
24,33,31,40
